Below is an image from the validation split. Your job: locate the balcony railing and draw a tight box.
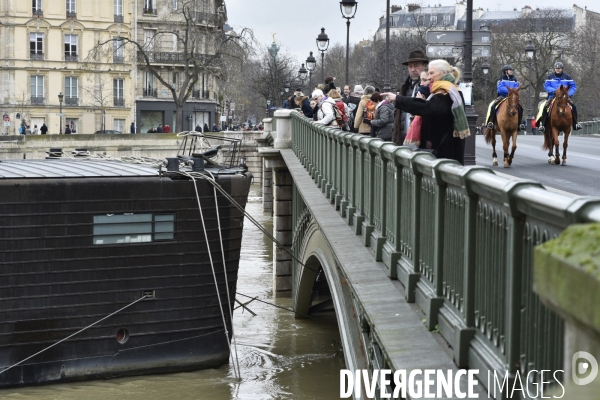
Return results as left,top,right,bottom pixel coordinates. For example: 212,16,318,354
191,12,219,26
143,88,157,97
114,14,124,23
113,55,124,63
114,97,125,107
143,7,157,15
30,95,44,105
32,9,43,16
65,97,78,106
137,51,210,65
66,11,76,18
192,90,210,99
65,54,78,62
30,53,44,61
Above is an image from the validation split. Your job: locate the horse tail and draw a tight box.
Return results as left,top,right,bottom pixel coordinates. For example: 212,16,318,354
484,126,494,144
542,129,553,151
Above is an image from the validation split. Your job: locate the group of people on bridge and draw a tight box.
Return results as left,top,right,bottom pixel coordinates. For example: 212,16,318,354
283,49,581,167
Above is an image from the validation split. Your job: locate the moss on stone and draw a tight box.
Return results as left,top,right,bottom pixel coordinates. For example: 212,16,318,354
538,223,600,278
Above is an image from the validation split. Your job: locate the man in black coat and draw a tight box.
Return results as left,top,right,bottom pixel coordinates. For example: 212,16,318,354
393,50,429,145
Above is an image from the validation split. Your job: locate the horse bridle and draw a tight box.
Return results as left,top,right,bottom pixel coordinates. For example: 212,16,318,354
507,93,518,117
556,92,568,116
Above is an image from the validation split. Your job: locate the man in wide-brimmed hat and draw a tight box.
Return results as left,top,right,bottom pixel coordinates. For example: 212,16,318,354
391,50,429,145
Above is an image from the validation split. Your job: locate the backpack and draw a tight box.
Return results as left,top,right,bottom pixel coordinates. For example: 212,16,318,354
333,100,350,130
363,100,376,121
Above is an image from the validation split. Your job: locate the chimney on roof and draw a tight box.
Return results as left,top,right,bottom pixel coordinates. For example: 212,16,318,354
391,5,402,13
407,3,420,12
523,5,532,15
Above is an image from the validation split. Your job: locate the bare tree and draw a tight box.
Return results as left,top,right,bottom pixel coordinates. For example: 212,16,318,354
81,74,115,132
14,90,33,132
248,47,299,108
87,0,253,131
355,33,426,91
569,18,600,120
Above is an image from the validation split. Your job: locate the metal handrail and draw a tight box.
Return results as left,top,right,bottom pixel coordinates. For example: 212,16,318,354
286,111,600,392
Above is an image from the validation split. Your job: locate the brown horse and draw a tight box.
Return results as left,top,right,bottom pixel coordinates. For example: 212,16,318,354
484,85,521,167
543,84,572,166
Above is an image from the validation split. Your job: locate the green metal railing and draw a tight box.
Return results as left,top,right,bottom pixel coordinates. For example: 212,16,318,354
286,112,600,391
578,120,600,134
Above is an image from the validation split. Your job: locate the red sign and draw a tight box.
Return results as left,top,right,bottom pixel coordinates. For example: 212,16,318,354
3,116,9,122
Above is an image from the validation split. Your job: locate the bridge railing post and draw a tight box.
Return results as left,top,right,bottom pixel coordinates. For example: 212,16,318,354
412,157,457,332
360,139,383,247
343,133,360,225
381,146,411,278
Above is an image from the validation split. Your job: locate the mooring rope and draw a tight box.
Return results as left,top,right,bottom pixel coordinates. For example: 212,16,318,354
182,171,241,380
182,171,322,277
0,295,149,375
206,170,242,380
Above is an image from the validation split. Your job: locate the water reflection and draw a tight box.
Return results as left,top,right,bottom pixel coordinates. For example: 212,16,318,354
2,186,344,400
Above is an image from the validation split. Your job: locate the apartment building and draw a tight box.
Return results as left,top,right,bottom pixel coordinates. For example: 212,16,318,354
135,0,226,133
0,0,133,134
0,0,225,134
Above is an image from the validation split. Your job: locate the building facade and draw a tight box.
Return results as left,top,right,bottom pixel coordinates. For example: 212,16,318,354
0,0,134,134
134,0,226,133
0,0,225,134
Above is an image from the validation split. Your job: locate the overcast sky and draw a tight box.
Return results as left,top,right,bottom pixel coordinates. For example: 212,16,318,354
226,0,600,66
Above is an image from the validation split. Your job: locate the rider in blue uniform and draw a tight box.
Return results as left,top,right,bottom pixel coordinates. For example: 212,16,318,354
537,62,581,132
486,65,525,131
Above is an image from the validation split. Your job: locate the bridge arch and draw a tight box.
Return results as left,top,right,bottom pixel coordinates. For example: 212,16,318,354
293,220,366,373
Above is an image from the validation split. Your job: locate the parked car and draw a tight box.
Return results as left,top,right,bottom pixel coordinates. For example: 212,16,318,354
94,130,123,134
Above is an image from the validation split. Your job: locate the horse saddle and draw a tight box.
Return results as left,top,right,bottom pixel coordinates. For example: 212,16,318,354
494,98,508,116
547,98,572,115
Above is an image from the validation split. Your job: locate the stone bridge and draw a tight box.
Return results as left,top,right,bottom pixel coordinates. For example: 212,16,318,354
259,109,600,399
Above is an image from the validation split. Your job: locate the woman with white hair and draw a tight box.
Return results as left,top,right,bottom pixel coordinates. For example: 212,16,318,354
383,59,470,165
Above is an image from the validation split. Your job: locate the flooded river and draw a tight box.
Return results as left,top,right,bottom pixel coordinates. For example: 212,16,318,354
2,186,345,400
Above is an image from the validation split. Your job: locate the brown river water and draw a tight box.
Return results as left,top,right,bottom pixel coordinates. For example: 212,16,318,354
1,186,345,400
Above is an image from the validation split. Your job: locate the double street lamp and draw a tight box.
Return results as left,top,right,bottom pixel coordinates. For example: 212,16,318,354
306,51,316,91
525,40,536,134
316,28,330,82
58,92,64,134
339,0,358,87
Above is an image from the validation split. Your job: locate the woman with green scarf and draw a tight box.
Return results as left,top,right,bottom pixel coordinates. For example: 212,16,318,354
382,59,470,165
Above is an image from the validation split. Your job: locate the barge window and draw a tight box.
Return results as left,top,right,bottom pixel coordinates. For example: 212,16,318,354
93,213,174,245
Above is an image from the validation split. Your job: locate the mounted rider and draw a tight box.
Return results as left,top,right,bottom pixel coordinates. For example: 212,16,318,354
486,65,525,131
537,62,581,132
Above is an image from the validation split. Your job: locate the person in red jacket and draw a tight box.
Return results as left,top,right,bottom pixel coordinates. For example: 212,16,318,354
531,118,537,135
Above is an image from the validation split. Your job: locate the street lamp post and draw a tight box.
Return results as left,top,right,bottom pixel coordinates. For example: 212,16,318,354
316,28,330,83
306,52,316,91
266,99,271,118
284,81,290,94
298,64,308,92
384,0,391,92
525,40,536,134
58,92,63,134
481,59,490,106
339,0,358,87
462,0,476,166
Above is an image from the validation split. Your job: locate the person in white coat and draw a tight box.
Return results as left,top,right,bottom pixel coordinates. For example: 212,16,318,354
311,89,339,129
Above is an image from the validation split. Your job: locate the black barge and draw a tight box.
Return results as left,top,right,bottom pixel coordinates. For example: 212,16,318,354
0,147,252,387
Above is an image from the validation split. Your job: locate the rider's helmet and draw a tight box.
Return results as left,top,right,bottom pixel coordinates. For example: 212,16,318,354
502,65,513,72
554,61,563,69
